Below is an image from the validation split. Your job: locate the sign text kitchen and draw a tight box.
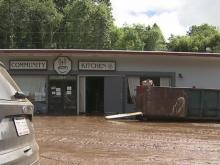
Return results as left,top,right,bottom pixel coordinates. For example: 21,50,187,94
79,61,116,71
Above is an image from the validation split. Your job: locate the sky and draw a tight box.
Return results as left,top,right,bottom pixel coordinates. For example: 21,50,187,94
110,0,220,40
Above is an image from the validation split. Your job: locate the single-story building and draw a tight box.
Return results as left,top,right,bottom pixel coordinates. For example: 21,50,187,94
0,49,220,115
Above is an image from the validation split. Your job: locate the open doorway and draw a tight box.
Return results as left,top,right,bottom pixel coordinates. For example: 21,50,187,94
86,77,104,115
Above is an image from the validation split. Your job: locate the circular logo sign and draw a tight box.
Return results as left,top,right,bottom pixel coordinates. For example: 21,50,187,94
54,56,72,75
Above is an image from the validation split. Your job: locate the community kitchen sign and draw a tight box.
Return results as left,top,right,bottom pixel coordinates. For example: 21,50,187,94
79,61,116,71
10,60,47,70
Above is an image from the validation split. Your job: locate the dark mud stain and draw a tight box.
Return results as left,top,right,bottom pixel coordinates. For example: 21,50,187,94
33,116,220,165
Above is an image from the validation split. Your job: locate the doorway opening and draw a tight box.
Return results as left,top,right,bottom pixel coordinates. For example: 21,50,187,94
86,77,104,115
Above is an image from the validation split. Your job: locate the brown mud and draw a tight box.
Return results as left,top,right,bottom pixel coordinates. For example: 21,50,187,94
33,116,220,165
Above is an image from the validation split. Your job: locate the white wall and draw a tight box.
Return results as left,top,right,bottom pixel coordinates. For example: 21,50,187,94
2,53,220,90
116,55,220,89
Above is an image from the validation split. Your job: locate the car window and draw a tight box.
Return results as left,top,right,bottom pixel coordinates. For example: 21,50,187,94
0,65,21,100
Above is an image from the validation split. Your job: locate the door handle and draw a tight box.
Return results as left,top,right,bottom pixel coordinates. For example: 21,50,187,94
24,146,33,156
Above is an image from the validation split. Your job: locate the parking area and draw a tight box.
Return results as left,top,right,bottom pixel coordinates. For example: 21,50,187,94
34,116,220,165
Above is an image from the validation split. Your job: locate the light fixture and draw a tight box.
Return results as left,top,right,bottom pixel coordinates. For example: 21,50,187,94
178,73,183,78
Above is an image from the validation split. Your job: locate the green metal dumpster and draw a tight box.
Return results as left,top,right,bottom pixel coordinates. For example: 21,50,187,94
188,89,220,119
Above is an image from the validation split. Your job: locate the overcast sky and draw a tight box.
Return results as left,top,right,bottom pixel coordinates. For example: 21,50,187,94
111,0,220,40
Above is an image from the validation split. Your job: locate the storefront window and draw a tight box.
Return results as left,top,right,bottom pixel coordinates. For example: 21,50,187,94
12,76,47,114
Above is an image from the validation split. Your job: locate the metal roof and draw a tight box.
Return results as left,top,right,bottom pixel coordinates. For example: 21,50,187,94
0,49,220,58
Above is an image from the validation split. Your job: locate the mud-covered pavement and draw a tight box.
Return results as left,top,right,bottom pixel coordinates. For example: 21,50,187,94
34,116,220,165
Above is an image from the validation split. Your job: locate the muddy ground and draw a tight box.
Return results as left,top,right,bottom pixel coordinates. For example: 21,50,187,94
33,116,220,165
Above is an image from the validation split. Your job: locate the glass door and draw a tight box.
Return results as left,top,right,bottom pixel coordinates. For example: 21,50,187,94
48,76,77,115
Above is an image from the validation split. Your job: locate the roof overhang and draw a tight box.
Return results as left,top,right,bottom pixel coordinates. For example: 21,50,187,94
0,49,220,58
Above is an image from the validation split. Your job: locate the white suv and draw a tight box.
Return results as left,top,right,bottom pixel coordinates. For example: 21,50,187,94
0,62,39,165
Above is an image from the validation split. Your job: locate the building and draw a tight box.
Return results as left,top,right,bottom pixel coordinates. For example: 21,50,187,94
1,49,220,115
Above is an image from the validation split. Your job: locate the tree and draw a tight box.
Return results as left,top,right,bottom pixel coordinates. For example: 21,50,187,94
110,25,145,50
168,35,193,52
61,0,113,49
53,0,73,12
92,0,111,6
110,24,166,51
208,33,220,52
0,0,62,48
168,24,220,52
121,25,144,50
110,26,123,50
188,24,217,37
28,0,63,48
144,23,167,51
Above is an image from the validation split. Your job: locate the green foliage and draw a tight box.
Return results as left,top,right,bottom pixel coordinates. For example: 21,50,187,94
110,24,167,51
112,25,144,50
168,36,193,52
144,23,167,51
0,1,219,52
208,33,220,52
168,24,220,52
0,0,113,49
53,0,73,12
61,0,113,49
0,0,62,48
92,0,111,6
188,24,217,37
30,0,63,48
